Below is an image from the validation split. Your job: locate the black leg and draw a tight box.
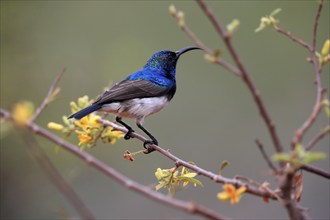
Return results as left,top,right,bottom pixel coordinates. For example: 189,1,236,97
116,117,134,140
136,123,158,154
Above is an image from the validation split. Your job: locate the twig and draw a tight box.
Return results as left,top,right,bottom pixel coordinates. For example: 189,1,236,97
255,139,277,172
301,164,330,179
312,0,323,52
291,87,325,149
100,118,277,200
170,6,241,76
234,175,260,188
274,26,311,51
259,182,284,203
306,126,330,151
291,0,325,149
0,108,228,220
196,0,284,155
20,130,95,220
30,68,66,122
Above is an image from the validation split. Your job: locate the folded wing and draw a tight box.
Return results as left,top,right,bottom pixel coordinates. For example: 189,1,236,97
93,79,170,105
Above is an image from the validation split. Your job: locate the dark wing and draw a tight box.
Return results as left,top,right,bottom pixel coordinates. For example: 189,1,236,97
93,79,170,105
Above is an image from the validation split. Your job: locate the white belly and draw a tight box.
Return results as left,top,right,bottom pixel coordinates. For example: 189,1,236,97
100,96,169,123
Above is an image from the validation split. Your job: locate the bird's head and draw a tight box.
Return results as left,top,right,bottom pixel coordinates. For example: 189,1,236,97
144,46,200,75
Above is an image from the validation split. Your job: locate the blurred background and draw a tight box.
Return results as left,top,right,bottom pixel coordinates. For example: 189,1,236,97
1,1,329,219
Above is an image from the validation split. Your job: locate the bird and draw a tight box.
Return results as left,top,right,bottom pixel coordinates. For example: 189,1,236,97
68,46,201,153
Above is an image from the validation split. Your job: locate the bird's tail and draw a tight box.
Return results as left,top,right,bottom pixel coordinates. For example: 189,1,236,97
68,104,102,120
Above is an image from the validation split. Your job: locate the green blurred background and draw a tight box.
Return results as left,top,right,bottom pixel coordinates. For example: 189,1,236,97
1,1,329,219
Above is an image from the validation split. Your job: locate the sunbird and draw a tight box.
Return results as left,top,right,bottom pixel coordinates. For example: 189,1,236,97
69,46,201,153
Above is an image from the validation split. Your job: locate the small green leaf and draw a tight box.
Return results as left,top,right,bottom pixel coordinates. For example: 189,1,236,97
177,176,203,187
220,160,230,172
155,168,172,180
48,87,61,103
322,99,330,118
272,153,292,162
181,172,197,178
321,39,330,57
270,8,282,17
302,152,327,164
255,8,281,32
155,182,167,191
294,144,306,159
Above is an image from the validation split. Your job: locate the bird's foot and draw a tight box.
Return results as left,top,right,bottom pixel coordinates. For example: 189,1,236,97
124,129,135,140
143,140,158,154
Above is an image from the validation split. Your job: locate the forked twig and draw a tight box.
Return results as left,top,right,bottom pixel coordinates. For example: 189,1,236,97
30,68,66,122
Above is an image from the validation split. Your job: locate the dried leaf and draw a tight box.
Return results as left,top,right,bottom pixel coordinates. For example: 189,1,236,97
123,150,135,161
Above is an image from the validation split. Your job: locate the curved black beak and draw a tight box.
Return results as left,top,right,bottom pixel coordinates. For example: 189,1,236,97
175,46,201,58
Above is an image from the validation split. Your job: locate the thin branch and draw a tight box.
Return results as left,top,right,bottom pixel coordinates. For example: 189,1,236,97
100,118,277,200
312,0,323,52
234,175,260,188
291,0,325,149
301,164,330,179
291,87,325,149
0,108,228,220
306,126,330,151
170,6,241,76
195,0,227,40
259,182,284,204
20,130,95,220
196,0,284,156
255,139,277,172
274,26,312,51
30,68,66,122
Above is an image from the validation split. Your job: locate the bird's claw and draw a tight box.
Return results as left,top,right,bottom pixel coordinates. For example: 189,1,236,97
143,140,158,154
124,129,134,140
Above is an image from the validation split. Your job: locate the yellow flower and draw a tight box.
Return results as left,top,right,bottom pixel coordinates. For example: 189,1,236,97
75,130,93,146
47,122,64,131
217,184,247,205
74,114,101,131
101,127,124,144
70,101,79,113
12,101,34,126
